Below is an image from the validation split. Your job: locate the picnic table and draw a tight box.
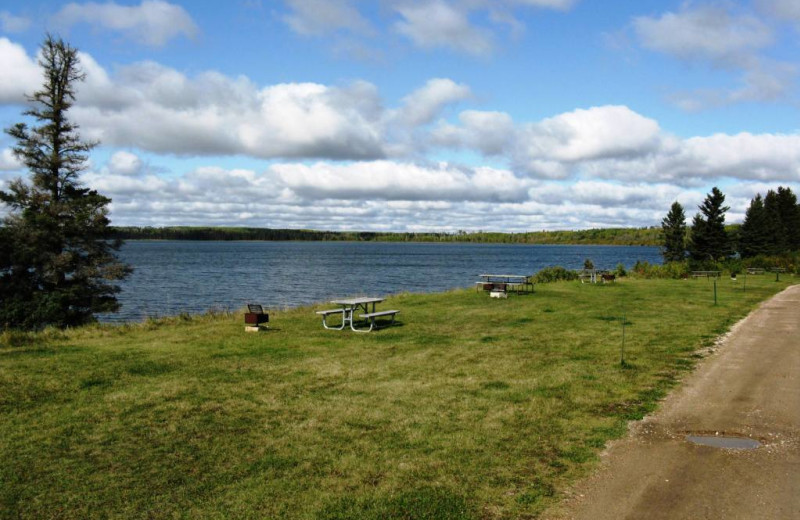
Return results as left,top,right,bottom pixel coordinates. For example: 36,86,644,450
477,274,535,295
316,297,399,332
578,269,614,283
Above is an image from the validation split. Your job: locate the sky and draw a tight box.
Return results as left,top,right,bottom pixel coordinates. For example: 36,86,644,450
1,0,800,232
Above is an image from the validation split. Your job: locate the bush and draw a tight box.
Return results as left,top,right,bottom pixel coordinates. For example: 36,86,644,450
631,260,689,279
532,266,579,283
614,263,627,277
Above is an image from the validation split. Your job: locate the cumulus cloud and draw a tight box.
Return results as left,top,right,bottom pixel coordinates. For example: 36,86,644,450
78,158,737,231
756,0,800,26
0,11,31,33
274,160,531,202
53,0,198,47
0,148,22,171
282,0,374,36
432,110,516,155
633,5,772,64
631,3,796,109
0,38,40,104
281,0,580,57
68,60,388,160
396,78,472,126
394,1,494,56
108,151,144,176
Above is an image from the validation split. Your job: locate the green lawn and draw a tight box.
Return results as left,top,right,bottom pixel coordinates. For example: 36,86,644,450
0,276,794,519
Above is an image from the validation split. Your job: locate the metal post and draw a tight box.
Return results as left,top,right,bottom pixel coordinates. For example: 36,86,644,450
621,301,626,366
743,272,747,293
713,279,717,306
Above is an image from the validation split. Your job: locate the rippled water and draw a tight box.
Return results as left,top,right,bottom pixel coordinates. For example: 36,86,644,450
99,241,662,322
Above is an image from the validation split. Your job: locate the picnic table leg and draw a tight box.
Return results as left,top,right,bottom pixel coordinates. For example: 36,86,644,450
321,309,346,330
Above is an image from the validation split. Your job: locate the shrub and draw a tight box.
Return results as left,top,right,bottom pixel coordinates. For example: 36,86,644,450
532,266,579,283
614,263,627,277
631,260,689,279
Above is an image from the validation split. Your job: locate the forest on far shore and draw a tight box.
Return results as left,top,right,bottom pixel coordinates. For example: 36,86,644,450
109,225,682,246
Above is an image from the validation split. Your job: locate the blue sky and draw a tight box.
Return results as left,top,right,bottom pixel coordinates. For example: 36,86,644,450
1,0,800,231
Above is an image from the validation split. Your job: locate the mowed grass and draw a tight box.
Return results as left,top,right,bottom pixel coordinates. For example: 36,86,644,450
0,276,794,519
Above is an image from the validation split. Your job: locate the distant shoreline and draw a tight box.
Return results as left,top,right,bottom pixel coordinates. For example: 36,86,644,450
110,225,706,247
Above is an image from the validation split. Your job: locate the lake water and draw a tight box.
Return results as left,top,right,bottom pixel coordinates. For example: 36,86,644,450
100,241,663,322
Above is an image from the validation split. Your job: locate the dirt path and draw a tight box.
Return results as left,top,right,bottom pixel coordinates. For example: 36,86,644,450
546,284,800,520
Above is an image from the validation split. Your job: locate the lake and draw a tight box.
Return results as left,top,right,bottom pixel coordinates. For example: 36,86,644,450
100,241,663,322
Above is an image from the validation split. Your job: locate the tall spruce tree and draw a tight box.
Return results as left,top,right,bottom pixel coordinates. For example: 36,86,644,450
687,187,730,262
775,186,800,251
661,201,686,262
0,35,131,329
738,194,771,257
762,190,787,255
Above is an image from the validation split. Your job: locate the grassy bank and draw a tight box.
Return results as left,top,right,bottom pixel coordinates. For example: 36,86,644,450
1,276,794,519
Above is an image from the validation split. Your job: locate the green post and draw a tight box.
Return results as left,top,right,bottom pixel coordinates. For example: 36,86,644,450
621,302,626,366
713,279,717,306
743,272,746,293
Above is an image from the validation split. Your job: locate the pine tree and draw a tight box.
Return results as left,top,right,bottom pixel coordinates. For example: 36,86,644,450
687,187,730,262
660,201,686,262
0,35,131,329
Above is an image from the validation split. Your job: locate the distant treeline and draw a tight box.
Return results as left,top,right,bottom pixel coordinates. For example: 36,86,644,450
109,226,692,246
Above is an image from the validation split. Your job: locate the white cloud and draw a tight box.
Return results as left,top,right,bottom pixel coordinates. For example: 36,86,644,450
283,0,374,36
756,0,800,26
279,0,581,57
78,159,735,231
517,105,662,164
394,1,494,56
0,38,40,104
53,1,198,47
0,11,31,33
273,161,532,202
432,110,516,155
511,0,577,9
631,3,797,109
633,5,772,64
396,78,472,126
108,151,143,176
69,61,387,160
0,148,22,171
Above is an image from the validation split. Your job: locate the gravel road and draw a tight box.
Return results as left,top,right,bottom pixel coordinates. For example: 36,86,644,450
546,284,800,520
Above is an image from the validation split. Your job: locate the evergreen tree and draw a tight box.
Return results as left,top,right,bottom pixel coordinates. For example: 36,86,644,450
687,187,730,262
763,190,787,255
775,186,800,251
660,201,686,262
738,194,770,257
0,35,131,329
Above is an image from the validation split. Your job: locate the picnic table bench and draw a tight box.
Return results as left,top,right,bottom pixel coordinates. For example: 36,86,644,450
691,270,721,279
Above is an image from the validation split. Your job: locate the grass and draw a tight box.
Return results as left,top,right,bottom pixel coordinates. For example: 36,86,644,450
0,276,795,519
